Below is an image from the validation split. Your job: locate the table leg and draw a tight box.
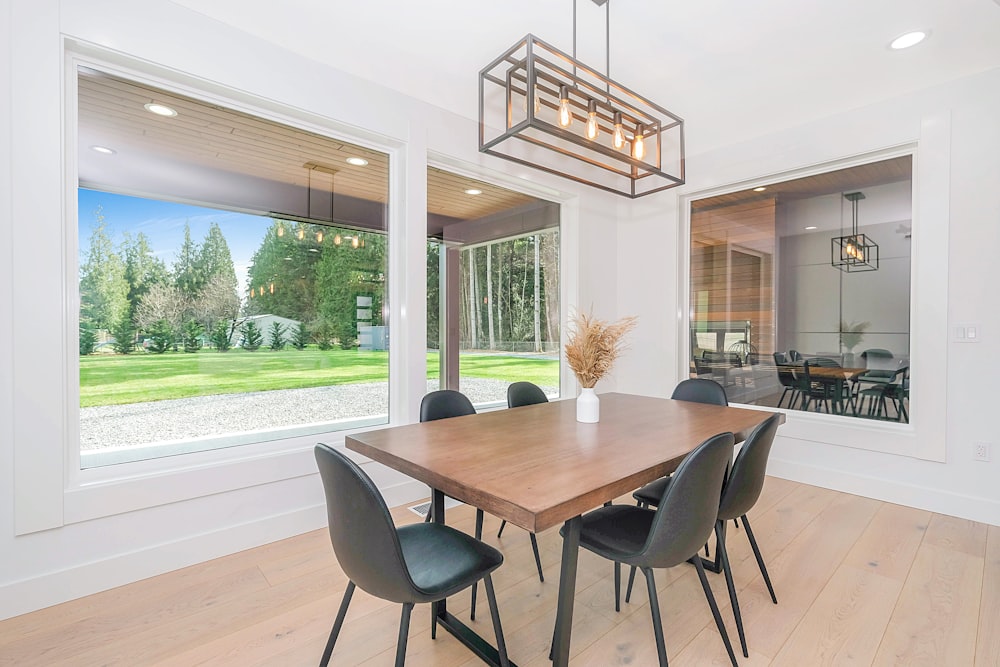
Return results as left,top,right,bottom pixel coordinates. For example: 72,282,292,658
552,515,582,666
429,488,518,667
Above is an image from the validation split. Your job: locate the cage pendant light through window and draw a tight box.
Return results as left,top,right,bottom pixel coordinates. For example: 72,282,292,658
478,0,685,198
831,191,879,272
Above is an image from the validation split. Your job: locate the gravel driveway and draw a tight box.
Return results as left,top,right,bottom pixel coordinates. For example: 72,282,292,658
80,379,559,451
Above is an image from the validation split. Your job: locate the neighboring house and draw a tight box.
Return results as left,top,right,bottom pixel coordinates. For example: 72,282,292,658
235,314,301,346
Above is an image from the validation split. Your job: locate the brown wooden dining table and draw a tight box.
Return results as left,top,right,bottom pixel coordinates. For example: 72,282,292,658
345,392,783,666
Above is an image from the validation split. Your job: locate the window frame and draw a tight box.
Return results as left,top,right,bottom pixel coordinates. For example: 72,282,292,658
678,141,948,463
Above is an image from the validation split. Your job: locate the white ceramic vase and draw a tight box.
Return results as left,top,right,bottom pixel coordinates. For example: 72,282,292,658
576,387,600,423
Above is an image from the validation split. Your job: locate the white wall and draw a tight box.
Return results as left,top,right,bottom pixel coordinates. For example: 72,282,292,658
0,0,619,619
618,66,1000,527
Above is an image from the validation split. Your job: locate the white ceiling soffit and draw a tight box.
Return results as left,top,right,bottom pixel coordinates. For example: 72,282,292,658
170,0,1000,155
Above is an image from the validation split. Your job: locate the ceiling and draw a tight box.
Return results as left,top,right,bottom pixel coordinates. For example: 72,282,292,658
169,0,1000,155
78,69,537,224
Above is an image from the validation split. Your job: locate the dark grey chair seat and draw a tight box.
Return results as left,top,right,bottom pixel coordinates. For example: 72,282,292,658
398,523,503,600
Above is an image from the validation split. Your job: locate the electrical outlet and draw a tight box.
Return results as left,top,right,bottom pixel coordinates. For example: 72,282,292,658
973,441,991,462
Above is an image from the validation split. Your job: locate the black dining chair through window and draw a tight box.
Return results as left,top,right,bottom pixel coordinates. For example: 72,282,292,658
493,382,548,586
564,432,740,667
313,444,510,667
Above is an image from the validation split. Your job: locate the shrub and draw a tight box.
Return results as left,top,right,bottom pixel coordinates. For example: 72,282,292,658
79,324,98,355
291,322,309,350
182,319,204,353
210,321,232,352
147,319,174,354
241,320,263,351
110,316,137,354
268,321,288,351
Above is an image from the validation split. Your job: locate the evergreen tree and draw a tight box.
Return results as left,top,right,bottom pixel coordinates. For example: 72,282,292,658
268,321,288,350
196,222,238,297
210,320,232,351
291,322,310,350
79,206,129,331
147,319,174,353
241,320,263,351
79,324,98,355
182,319,204,353
110,315,136,354
121,231,169,322
173,222,202,296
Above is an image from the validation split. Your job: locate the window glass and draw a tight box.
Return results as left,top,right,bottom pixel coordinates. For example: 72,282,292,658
426,168,559,406
77,68,389,467
689,156,912,422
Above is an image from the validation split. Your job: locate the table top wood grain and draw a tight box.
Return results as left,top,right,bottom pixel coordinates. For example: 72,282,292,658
345,392,782,534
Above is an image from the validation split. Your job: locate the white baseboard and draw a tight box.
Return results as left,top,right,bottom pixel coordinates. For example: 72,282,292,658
0,477,430,621
767,456,1000,527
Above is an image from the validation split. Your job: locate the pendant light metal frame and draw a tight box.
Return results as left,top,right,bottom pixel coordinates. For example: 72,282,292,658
831,191,879,272
478,5,685,198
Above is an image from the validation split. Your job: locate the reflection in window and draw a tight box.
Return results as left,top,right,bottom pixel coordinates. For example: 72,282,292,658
77,67,389,466
689,156,911,422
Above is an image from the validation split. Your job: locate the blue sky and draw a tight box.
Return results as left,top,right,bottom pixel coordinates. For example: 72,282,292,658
78,188,270,291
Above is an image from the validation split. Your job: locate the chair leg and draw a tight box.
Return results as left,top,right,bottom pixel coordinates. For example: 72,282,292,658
625,565,637,603
319,580,355,667
394,602,414,667
742,515,777,604
691,556,738,667
529,532,544,582
470,508,484,621
482,574,511,667
497,519,506,538
614,562,621,612
716,521,748,658
642,568,669,667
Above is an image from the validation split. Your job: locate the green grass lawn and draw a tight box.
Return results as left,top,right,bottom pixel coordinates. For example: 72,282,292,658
79,348,559,407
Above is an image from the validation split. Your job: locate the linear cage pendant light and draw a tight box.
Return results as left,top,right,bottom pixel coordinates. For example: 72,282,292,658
832,191,879,272
478,0,684,198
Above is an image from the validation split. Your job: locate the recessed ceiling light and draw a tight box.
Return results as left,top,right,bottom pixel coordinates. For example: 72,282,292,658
144,102,177,117
90,145,116,155
890,31,927,50
805,226,818,230
345,157,368,166
753,186,767,192
464,188,483,195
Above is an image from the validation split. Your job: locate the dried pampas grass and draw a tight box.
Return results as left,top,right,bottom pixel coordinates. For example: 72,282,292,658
565,310,637,388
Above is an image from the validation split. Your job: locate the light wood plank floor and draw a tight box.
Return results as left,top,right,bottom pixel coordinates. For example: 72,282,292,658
1,477,996,666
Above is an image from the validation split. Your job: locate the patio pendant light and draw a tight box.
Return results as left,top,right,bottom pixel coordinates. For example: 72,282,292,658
479,0,685,198
832,191,879,272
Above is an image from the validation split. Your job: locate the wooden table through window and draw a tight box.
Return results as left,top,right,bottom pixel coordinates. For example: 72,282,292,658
345,392,783,667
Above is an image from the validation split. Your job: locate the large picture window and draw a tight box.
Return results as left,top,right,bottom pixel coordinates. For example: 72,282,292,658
689,156,912,423
77,67,389,467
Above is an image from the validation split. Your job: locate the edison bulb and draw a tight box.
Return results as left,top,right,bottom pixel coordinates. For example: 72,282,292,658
613,112,625,150
632,128,645,160
277,223,284,237
352,236,360,248
558,86,572,128
586,101,599,140
297,228,304,240
334,234,342,245
316,230,324,243
522,84,542,114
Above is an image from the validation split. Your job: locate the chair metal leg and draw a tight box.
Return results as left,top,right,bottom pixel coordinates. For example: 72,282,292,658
394,602,414,667
482,574,511,667
691,556,738,667
529,532,544,582
742,515,777,603
497,519,506,538
614,562,621,612
319,580,355,667
642,568,669,667
716,521,748,658
470,508,484,621
625,565,637,603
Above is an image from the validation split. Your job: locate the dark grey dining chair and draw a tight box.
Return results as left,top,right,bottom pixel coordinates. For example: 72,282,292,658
630,414,782,657
495,381,548,584
419,390,490,619
314,444,510,667
566,433,739,667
